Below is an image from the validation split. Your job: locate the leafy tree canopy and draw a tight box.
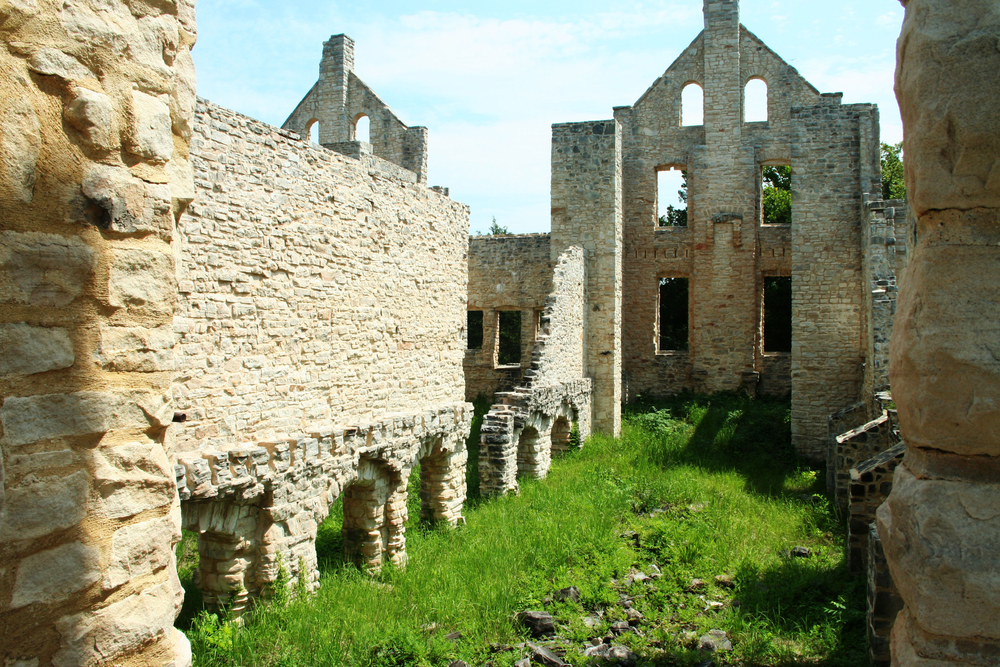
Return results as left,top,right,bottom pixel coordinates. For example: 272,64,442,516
881,142,906,201
763,165,791,226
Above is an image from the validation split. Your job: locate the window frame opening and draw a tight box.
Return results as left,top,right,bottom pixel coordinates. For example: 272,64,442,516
763,275,792,353
744,77,769,123
353,113,371,143
681,82,704,127
656,165,688,228
761,163,792,226
657,276,690,353
307,118,320,144
466,310,484,350
496,309,522,367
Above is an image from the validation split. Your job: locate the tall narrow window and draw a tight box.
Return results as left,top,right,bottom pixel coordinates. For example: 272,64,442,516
762,165,792,225
657,167,688,227
744,78,768,122
763,276,792,352
497,310,521,366
307,119,320,144
681,83,704,126
467,310,483,350
658,277,689,351
355,115,370,143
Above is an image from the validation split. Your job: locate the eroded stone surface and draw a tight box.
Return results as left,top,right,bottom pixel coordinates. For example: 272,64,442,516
65,87,119,152
108,248,175,314
93,440,176,520
104,517,176,590
0,232,96,308
97,324,174,372
0,471,90,541
126,90,173,163
0,96,41,203
11,541,101,608
0,323,74,376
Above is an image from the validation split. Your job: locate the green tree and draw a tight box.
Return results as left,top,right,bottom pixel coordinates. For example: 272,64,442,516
881,142,906,201
762,165,791,226
658,171,688,227
488,216,509,235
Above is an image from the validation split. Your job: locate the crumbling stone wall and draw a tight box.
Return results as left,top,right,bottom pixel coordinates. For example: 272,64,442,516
283,35,428,183
0,0,196,665
465,234,552,400
478,247,592,496
174,99,472,600
557,0,883,458
878,1,1000,663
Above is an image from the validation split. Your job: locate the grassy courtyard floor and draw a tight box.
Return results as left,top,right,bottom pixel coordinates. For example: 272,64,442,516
179,394,866,666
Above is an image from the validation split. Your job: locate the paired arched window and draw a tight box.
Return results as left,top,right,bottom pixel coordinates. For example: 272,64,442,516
681,83,704,126
744,78,768,122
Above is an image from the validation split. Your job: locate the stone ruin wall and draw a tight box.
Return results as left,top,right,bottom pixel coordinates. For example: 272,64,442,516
173,99,472,607
879,0,1000,663
283,35,428,183
478,245,592,496
0,0,197,665
465,234,552,400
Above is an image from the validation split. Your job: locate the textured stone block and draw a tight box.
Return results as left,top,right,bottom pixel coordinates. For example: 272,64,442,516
96,324,174,372
11,541,101,608
0,323,74,375
52,581,176,667
93,441,176,519
108,248,175,314
0,471,89,541
65,87,119,152
0,231,95,308
27,48,94,80
126,90,173,163
104,517,175,590
0,96,41,203
0,391,172,447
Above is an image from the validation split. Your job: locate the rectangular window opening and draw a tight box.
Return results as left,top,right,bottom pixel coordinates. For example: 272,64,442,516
467,310,483,350
763,276,792,352
762,165,791,226
497,310,522,366
657,168,688,227
658,277,689,351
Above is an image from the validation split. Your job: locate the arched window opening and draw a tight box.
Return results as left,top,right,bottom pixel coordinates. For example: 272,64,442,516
745,78,768,123
308,119,320,144
681,83,704,126
355,114,370,143
657,166,688,227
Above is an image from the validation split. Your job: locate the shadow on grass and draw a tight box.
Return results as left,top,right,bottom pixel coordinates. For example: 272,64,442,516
626,392,826,500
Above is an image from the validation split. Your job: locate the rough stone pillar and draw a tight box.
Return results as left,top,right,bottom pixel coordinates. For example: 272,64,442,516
317,34,354,144
419,448,468,525
550,121,623,436
877,1,1000,664
0,1,196,666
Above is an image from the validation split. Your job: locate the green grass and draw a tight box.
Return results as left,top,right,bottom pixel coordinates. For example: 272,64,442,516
181,393,866,666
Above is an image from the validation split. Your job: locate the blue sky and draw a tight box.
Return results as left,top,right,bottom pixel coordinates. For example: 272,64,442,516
192,0,905,234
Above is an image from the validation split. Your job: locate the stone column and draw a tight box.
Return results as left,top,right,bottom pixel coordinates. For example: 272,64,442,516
317,34,354,144
878,1,1000,663
0,1,196,665
550,121,623,436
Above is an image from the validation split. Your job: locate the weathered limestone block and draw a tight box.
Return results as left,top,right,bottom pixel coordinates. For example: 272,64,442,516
0,231,96,307
126,90,173,163
108,248,176,314
890,211,1000,457
0,323,74,375
0,96,41,203
876,465,1000,640
92,440,178,519
104,516,177,591
0,391,172,446
170,46,197,141
895,0,1000,216
97,324,174,372
65,87,119,152
52,580,177,667
0,470,89,540
27,48,94,81
11,541,101,608
83,165,174,237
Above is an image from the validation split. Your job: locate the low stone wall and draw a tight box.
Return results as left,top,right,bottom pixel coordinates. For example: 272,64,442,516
478,246,592,495
177,403,470,610
848,441,905,573
833,412,897,511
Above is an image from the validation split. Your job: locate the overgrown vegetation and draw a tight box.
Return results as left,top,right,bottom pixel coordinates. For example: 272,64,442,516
762,165,791,226
180,394,865,667
880,142,905,201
